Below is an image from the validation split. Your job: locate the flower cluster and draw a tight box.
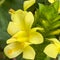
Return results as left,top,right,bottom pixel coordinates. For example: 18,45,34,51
4,0,60,60
4,1,43,59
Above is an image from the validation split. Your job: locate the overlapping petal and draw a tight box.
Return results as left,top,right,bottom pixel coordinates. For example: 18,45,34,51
4,42,23,58
10,9,26,24
4,42,31,59
8,10,34,35
24,0,35,10
23,46,35,59
13,31,28,42
7,22,21,35
44,44,58,58
25,12,34,30
7,31,28,44
8,9,28,35
7,38,17,44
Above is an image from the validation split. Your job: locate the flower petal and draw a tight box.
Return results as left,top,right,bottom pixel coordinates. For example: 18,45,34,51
7,31,28,44
7,38,17,44
13,31,28,42
4,42,24,58
24,0,35,10
10,9,26,24
7,22,21,35
48,0,55,3
29,31,43,44
23,46,35,59
31,27,44,32
25,12,34,29
49,38,60,48
9,9,28,32
49,38,60,44
44,44,58,58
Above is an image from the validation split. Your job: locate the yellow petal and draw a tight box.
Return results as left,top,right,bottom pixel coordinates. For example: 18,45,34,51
7,22,21,35
49,38,60,48
23,46,35,59
29,31,43,44
4,42,24,58
9,9,27,31
25,12,34,29
49,38,60,44
44,44,58,58
7,31,28,44
24,0,35,10
13,31,28,42
11,10,25,23
7,38,17,44
48,0,55,3
31,27,44,32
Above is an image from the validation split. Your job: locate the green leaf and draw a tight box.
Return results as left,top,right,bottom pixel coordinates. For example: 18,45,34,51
52,1,59,12
0,0,24,60
38,3,59,21
44,56,51,60
0,0,24,48
51,21,60,29
52,15,60,22
34,3,60,41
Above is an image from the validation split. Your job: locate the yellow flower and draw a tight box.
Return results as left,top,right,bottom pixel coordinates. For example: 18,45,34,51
44,38,60,58
48,0,56,3
4,9,43,59
23,0,36,10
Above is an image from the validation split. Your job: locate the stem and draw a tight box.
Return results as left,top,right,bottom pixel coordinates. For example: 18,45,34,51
12,58,16,60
